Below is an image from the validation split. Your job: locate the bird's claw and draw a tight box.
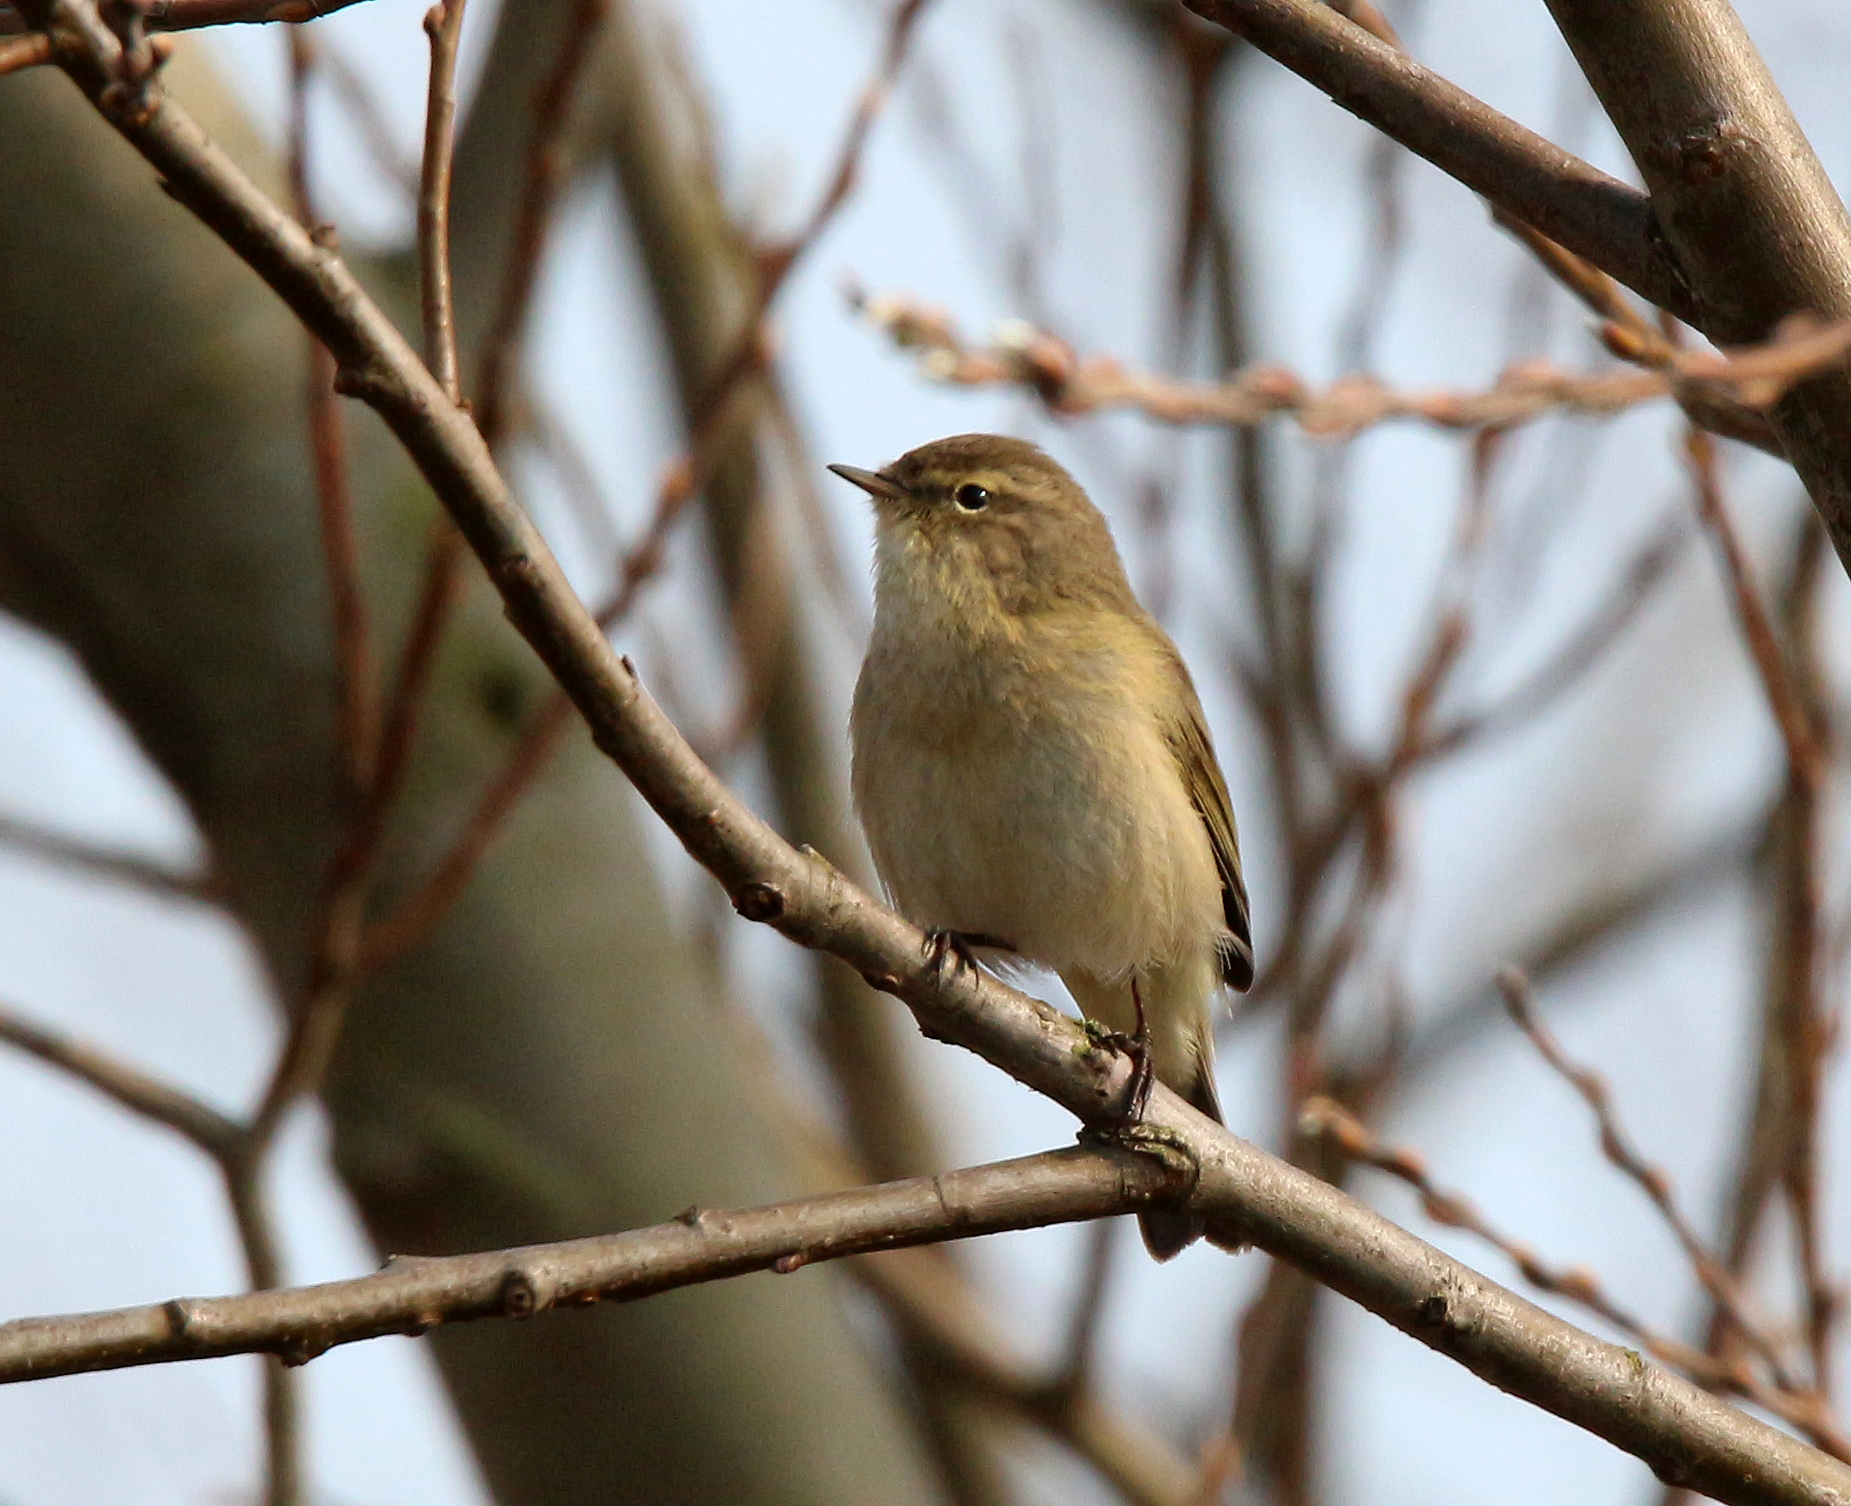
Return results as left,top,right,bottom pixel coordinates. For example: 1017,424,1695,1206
1095,1028,1154,1125
922,930,1016,980
1100,975,1154,1125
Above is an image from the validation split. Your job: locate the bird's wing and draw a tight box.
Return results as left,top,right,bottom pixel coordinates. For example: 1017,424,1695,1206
1159,656,1255,991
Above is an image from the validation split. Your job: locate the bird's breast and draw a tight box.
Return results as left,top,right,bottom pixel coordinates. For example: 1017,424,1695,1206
851,613,1224,977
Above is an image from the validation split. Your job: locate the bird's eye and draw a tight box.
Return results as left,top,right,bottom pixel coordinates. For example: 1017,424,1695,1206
954,483,990,512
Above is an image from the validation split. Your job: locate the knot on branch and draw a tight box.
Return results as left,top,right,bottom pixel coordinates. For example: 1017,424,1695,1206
499,1268,539,1319
731,881,785,922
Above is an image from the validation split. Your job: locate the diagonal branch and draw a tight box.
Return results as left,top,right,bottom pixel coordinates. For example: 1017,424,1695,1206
1180,0,1693,319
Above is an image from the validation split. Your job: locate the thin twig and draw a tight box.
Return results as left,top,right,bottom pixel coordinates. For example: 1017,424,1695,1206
1419,514,1691,760
854,290,1851,438
1496,970,1801,1392
1686,427,1825,782
470,0,603,447
857,1243,1198,1506
348,0,606,957
0,811,213,901
419,0,468,401
0,1004,241,1157
0,1000,297,1501
290,33,377,792
1176,0,1689,317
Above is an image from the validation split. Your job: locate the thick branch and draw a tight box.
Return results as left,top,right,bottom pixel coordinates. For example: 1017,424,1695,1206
1544,0,1851,573
1181,0,1694,319
27,23,1851,1506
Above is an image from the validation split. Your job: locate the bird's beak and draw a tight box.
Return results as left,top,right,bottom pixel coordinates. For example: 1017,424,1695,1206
827,463,909,503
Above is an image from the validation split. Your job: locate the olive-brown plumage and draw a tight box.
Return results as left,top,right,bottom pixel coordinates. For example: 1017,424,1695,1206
833,434,1253,1259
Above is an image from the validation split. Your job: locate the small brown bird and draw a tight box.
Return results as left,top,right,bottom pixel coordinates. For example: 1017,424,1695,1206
831,433,1253,1259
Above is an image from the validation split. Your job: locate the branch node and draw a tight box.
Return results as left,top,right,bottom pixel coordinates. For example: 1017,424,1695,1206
773,1250,809,1274
275,1332,330,1368
499,1268,539,1319
331,363,388,402
732,881,785,922
162,1298,197,1340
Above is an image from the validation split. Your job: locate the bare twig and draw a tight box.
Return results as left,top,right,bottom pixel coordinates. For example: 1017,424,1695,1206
1496,970,1801,1391
470,0,602,446
854,290,1851,438
344,0,605,969
1419,514,1691,760
361,0,933,961
0,999,298,1501
419,0,468,401
0,1004,240,1157
858,1244,1198,1506
289,33,376,794
0,811,212,902
1686,428,1825,780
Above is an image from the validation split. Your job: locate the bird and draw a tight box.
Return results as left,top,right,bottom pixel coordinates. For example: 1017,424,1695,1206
830,433,1253,1259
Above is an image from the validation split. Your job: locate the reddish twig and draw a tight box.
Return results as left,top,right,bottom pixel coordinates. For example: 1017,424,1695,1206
1685,427,1826,781
0,28,49,67
470,0,603,446
0,0,370,31
1496,970,1803,1393
1679,444,1835,1392
0,1004,241,1156
348,0,606,947
289,34,376,791
855,290,1851,438
1418,515,1690,760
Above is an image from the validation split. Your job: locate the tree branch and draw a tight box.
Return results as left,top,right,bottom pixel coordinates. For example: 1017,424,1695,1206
0,1148,1166,1381
1180,0,1694,319
1544,0,1851,573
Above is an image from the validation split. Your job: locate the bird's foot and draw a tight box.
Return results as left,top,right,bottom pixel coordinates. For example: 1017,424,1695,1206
922,929,1015,980
1085,976,1154,1126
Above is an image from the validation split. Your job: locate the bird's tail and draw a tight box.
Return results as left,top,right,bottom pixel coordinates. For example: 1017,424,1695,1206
1063,960,1225,1261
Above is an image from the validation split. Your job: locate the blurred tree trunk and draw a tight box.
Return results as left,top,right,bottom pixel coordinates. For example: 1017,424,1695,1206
0,41,942,1506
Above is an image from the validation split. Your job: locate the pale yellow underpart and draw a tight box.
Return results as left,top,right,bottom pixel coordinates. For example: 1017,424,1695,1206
853,515,1229,1100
